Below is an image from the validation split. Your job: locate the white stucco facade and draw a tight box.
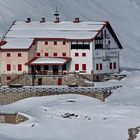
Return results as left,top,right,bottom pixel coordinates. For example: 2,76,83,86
70,42,93,74
93,27,120,75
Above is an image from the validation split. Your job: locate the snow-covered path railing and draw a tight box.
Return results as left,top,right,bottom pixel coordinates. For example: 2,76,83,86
0,85,122,94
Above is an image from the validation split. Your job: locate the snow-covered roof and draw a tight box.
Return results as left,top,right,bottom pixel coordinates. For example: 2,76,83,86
1,38,33,49
31,57,68,65
2,21,106,49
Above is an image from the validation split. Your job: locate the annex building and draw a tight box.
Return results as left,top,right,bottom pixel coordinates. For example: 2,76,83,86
0,17,123,86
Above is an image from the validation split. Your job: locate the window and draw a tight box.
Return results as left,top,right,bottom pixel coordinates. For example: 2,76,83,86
44,65,49,70
63,41,66,45
71,42,90,50
18,64,22,71
96,64,99,70
82,53,86,57
7,76,11,80
54,41,57,45
7,53,11,57
75,64,79,71
54,53,57,57
18,53,22,57
37,53,40,57
45,41,48,45
96,63,102,70
110,63,112,69
82,64,86,70
75,53,79,57
45,53,48,57
62,53,66,57
100,63,102,70
7,64,11,71
113,62,116,69
62,64,67,70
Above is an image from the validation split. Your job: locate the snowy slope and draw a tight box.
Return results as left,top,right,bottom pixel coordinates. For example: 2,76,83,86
0,69,140,140
0,0,140,67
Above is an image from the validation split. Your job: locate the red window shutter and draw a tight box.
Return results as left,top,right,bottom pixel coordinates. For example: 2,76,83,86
7,64,11,71
18,64,22,71
45,53,48,57
7,76,11,80
100,63,102,70
110,63,112,69
54,53,57,56
18,53,22,57
96,64,99,70
37,53,40,57
82,64,86,70
75,53,79,57
7,53,11,57
82,53,86,57
113,62,116,69
62,53,66,56
75,64,79,70
54,41,57,45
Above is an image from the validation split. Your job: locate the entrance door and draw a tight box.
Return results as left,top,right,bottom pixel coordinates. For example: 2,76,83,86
38,78,42,85
58,78,62,85
53,65,58,75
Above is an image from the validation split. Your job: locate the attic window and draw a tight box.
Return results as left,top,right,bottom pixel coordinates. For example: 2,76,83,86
18,53,22,57
54,41,57,45
7,53,11,57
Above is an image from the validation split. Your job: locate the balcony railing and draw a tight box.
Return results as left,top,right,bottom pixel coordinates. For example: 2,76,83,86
28,71,67,75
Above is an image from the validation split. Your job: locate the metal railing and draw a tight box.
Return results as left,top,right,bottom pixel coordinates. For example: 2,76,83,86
0,85,122,94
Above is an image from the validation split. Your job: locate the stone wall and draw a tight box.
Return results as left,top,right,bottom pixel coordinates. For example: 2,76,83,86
0,113,28,124
1,74,94,86
0,90,111,106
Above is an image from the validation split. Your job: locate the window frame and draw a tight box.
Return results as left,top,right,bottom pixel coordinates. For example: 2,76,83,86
82,64,86,71
75,64,79,71
62,52,66,57
7,64,11,71
53,53,57,57
18,53,22,57
75,53,79,57
18,64,22,71
36,53,41,57
7,53,11,57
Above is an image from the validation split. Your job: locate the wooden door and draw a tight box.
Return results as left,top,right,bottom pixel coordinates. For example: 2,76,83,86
58,78,62,85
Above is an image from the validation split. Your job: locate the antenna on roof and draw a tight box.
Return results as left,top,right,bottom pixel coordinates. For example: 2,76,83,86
54,6,60,23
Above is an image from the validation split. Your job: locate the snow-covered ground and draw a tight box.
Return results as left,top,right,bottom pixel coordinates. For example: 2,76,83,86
0,68,140,140
0,0,140,139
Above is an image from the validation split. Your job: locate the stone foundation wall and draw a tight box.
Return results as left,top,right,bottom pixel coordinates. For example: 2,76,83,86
93,74,104,82
1,73,108,86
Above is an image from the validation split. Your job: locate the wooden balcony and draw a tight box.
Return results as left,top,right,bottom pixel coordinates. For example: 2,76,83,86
28,70,67,76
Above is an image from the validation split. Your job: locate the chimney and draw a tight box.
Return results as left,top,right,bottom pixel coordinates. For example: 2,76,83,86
40,17,46,23
26,18,31,23
73,17,80,23
54,17,60,23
